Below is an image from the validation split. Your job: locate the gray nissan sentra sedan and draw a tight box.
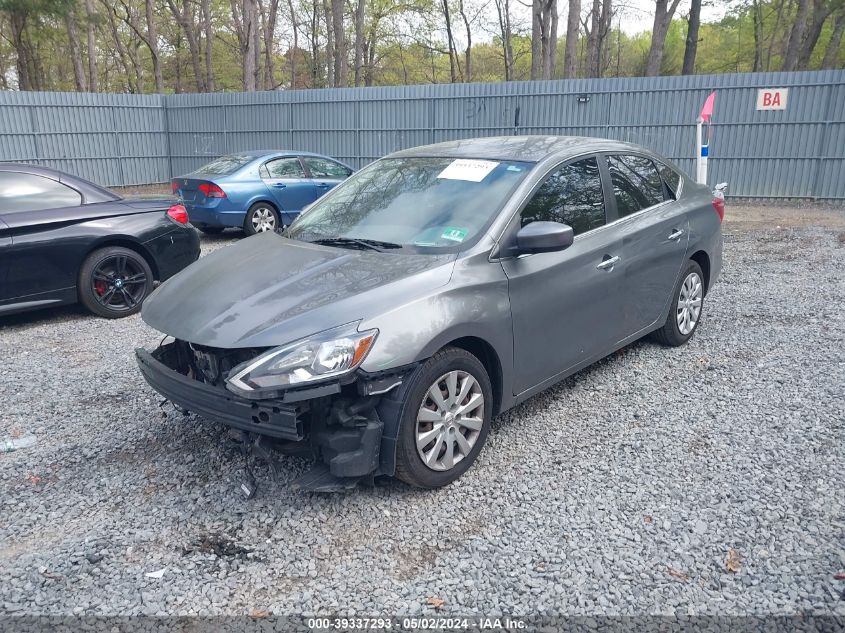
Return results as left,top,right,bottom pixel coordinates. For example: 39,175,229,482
136,136,723,491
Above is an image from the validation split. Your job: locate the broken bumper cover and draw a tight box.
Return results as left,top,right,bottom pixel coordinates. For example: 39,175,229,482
135,348,304,441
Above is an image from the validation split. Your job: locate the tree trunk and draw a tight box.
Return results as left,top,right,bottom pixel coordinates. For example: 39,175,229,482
458,0,472,82
257,0,278,88
783,0,810,70
822,9,845,68
494,0,514,80
797,0,840,69
531,0,558,80
563,0,580,78
65,11,88,91
331,0,347,86
442,0,459,82
287,0,299,88
545,0,558,79
531,0,543,79
585,0,600,76
752,0,764,71
645,0,682,76
84,0,98,92
353,0,366,85
682,0,701,74
9,12,35,91
323,0,334,86
201,0,215,91
145,0,164,92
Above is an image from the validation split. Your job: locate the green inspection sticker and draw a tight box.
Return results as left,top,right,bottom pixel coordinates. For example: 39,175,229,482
441,227,468,242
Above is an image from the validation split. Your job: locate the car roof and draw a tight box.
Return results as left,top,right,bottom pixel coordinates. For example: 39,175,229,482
228,150,339,159
386,135,654,163
0,162,121,203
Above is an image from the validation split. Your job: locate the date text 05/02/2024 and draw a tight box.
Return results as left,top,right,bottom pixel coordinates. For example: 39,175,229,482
306,616,528,630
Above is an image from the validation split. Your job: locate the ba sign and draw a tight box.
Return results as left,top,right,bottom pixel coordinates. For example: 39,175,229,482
757,88,788,110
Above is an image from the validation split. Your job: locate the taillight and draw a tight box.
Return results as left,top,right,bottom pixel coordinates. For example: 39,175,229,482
170,180,179,194
712,196,725,223
167,204,189,225
198,182,226,198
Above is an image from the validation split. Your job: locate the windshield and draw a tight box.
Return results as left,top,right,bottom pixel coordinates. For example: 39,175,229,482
193,154,254,176
286,157,532,252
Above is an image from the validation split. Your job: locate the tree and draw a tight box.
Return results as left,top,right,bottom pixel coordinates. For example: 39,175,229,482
84,0,97,91
821,6,845,67
167,0,206,91
493,0,515,80
562,0,580,77
64,1,86,90
530,0,557,79
645,0,683,75
682,0,701,73
584,0,612,77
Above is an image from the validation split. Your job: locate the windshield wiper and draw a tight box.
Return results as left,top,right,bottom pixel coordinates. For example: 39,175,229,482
311,237,402,252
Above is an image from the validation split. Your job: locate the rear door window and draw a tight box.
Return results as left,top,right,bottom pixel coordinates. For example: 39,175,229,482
655,160,682,199
0,172,82,213
607,155,665,217
303,157,352,179
519,157,606,236
262,157,306,179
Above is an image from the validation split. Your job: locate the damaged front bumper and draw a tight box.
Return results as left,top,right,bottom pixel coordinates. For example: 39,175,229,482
135,341,409,487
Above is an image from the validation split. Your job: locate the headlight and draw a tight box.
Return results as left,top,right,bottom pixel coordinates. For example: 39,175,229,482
226,324,377,398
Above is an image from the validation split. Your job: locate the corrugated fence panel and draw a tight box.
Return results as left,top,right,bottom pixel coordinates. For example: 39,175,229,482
0,70,843,197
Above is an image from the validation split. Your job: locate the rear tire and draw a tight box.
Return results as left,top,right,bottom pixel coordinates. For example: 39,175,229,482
393,347,493,488
78,246,154,319
196,224,225,235
652,260,705,347
243,202,280,236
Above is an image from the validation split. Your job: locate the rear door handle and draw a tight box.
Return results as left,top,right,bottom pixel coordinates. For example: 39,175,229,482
668,228,685,241
316,182,331,189
272,183,287,189
597,255,620,271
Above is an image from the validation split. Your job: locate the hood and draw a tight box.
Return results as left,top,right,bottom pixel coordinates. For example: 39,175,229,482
141,232,456,348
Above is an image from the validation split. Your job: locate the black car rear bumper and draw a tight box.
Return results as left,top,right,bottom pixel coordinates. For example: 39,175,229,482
135,347,304,440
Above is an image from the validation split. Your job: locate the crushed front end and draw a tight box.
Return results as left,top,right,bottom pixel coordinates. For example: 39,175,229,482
135,338,409,492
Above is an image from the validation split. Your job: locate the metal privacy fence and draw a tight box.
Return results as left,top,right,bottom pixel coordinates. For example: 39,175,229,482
0,70,843,199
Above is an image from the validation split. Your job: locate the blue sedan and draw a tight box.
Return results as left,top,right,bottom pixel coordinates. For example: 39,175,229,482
171,151,353,235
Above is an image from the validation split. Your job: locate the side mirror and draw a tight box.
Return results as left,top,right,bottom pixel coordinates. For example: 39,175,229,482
515,221,574,255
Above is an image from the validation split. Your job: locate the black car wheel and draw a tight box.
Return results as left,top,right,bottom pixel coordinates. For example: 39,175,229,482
652,260,705,347
243,202,281,236
78,246,154,318
393,347,493,488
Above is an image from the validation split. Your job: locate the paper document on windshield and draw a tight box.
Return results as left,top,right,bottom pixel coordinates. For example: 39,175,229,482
437,159,499,182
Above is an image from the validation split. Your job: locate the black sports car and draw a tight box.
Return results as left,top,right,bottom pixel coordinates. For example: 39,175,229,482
0,163,201,318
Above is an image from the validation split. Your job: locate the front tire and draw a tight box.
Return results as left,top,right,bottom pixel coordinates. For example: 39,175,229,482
394,347,493,488
653,260,705,347
243,202,280,235
78,246,154,318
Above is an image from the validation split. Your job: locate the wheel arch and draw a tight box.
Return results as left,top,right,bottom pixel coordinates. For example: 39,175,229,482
440,336,504,417
247,196,281,213
689,250,711,296
79,237,160,281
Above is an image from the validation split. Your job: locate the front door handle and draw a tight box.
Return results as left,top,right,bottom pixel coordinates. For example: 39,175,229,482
597,255,620,271
668,228,685,241
272,183,287,189
316,183,331,189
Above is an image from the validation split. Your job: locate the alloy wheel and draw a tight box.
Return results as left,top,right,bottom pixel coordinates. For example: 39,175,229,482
676,271,703,335
415,370,485,472
91,254,148,312
251,207,277,232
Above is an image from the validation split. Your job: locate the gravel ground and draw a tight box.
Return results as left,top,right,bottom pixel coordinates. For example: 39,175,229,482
1,205,843,619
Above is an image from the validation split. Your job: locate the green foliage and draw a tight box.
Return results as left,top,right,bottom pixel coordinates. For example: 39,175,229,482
0,0,841,93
